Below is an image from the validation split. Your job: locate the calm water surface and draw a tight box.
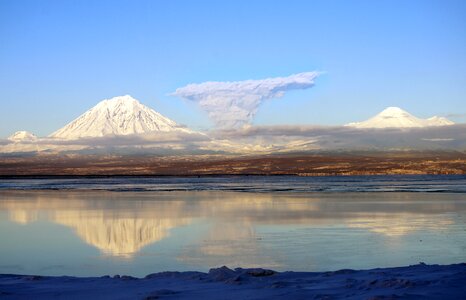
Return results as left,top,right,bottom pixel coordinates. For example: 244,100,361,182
0,176,465,277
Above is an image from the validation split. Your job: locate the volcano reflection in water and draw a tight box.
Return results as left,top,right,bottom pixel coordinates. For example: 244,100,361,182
1,190,465,276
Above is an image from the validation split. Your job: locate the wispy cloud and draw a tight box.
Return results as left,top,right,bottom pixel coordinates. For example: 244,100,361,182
208,124,466,151
2,125,465,155
0,131,212,155
445,113,466,119
172,72,319,128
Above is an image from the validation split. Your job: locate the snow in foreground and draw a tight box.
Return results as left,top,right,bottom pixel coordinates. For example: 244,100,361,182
0,263,465,299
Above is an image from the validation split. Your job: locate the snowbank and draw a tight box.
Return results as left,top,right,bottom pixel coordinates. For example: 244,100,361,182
0,263,465,299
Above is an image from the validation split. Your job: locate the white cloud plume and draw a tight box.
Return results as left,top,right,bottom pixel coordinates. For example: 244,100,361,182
172,72,319,128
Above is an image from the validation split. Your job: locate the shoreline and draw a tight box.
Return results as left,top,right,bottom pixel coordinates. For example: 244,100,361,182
1,173,466,178
1,263,465,299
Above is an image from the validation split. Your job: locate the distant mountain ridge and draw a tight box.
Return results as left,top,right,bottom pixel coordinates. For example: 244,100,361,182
50,95,188,139
346,107,454,128
1,99,463,155
8,131,37,142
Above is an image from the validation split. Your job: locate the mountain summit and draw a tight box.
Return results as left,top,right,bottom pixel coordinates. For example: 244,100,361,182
50,95,187,139
346,107,454,128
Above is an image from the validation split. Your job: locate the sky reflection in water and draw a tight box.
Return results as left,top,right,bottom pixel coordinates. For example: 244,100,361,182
0,190,465,277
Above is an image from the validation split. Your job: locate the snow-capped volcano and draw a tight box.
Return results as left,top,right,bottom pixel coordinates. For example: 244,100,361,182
50,95,188,139
8,131,37,142
425,116,455,126
346,107,454,128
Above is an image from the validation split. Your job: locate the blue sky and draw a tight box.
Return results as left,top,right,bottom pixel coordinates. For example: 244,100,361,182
0,0,465,137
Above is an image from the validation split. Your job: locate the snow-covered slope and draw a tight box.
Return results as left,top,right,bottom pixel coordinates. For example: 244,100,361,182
346,107,454,128
426,116,455,126
8,131,37,142
50,95,187,139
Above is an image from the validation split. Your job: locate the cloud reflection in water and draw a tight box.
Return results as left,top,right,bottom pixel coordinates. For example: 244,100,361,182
1,191,464,267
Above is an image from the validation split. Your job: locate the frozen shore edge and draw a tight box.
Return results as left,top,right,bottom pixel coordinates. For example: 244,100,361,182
1,263,465,299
